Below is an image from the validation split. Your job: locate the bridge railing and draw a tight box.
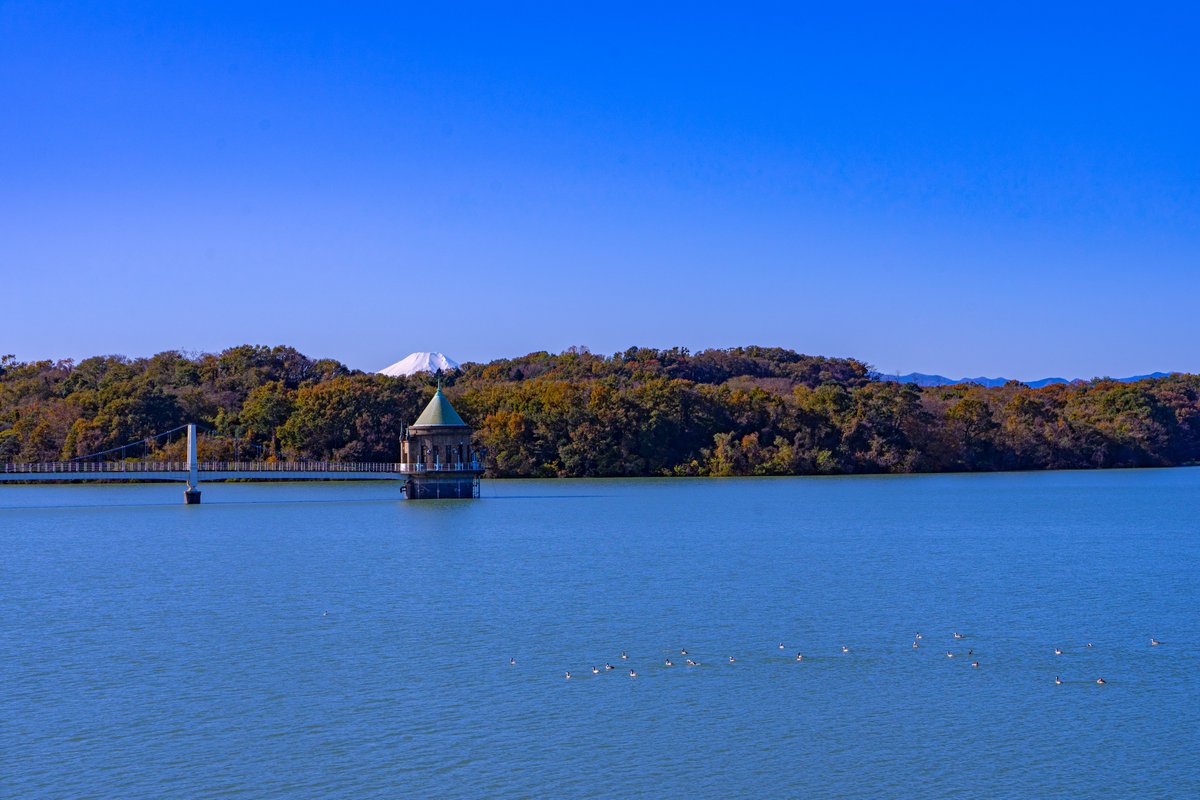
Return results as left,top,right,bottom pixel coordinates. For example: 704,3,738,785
2,461,187,474
197,461,408,473
2,460,485,474
1,461,408,474
195,461,410,472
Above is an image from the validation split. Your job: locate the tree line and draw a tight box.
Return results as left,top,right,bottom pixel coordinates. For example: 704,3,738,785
2,345,1198,476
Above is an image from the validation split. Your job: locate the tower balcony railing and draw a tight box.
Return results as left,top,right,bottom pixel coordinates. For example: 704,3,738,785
399,461,483,474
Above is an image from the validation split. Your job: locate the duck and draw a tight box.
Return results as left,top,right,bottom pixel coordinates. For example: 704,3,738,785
841,646,850,654
686,659,698,666
605,663,615,671
629,669,637,678
592,666,599,674
795,653,804,662
1054,648,1063,655
1055,676,1063,685
971,661,980,668
915,633,923,640
664,659,673,667
1151,638,1161,646
680,648,688,656
620,651,628,660
953,632,964,640
946,652,954,658
912,641,919,649
509,658,516,666
1086,642,1094,648
564,671,572,680
779,643,785,649
728,656,736,663
1096,677,1107,685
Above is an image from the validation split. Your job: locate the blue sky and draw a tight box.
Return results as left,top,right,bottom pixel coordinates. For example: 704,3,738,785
2,2,1197,379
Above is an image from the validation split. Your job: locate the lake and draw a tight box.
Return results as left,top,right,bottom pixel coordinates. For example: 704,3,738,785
2,470,1198,798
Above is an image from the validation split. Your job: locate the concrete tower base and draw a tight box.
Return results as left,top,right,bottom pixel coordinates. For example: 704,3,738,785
405,475,480,500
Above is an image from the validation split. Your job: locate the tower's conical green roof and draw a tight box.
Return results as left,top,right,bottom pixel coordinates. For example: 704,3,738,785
412,387,468,427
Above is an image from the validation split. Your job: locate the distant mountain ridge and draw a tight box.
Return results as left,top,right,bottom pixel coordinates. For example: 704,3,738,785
873,371,1176,388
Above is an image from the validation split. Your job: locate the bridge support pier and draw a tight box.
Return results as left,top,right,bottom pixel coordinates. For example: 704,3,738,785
184,423,201,505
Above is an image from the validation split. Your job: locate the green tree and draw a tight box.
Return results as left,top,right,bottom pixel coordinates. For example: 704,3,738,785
241,381,295,456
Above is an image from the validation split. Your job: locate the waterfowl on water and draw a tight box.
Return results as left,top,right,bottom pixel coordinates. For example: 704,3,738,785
629,669,637,678
1151,638,1161,646
946,652,954,658
953,632,964,639
915,633,922,640
1096,677,1107,685
605,663,615,671
564,671,571,680
842,646,850,654
1054,648,1063,655
592,666,599,674
728,656,736,663
1087,642,1094,648
796,653,804,661
971,661,980,668
680,649,688,656
1055,676,1062,685
686,659,697,666
912,641,919,649
620,651,628,660
509,658,516,666
779,643,785,649
664,659,673,667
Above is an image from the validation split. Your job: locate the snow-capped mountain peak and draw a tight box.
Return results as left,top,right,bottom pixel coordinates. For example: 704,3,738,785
377,352,460,377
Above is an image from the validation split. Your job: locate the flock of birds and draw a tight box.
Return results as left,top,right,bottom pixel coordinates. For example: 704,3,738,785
507,632,1168,684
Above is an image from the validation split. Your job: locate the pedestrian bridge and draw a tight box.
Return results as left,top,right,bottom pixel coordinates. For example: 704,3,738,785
0,460,411,482
0,425,482,502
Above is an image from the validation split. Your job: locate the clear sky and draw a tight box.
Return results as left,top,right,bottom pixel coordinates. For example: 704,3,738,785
2,2,1197,379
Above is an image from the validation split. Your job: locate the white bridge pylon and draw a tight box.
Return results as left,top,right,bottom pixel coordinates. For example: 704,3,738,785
184,423,201,505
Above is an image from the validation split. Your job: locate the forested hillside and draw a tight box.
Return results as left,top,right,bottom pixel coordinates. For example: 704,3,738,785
2,345,1198,476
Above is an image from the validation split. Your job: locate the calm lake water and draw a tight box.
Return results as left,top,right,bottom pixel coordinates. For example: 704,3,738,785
2,470,1198,799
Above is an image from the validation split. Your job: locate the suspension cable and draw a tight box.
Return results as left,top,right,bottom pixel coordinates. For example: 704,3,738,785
69,424,270,461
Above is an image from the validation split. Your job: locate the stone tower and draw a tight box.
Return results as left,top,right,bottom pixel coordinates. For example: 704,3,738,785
400,385,483,499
